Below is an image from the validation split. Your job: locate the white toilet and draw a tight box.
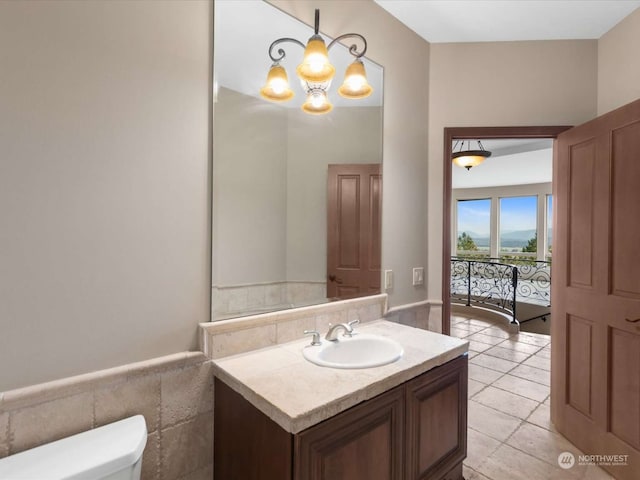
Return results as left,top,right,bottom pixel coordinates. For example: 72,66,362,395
0,415,147,480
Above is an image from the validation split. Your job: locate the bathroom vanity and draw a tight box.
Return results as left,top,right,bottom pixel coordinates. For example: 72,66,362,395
212,320,468,480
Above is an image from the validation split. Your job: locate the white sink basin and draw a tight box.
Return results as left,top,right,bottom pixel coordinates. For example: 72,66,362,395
302,333,403,369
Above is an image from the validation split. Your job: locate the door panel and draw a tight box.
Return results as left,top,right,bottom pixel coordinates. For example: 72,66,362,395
610,120,640,298
609,327,640,450
568,141,596,288
327,164,382,299
566,315,593,417
553,98,640,480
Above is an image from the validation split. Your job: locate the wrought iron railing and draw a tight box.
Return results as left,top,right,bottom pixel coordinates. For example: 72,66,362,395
451,257,552,324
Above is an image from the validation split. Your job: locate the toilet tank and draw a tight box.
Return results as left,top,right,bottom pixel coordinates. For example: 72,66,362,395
0,415,147,480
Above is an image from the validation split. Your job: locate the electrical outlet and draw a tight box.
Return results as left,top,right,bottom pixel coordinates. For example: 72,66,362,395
413,267,424,286
384,270,393,290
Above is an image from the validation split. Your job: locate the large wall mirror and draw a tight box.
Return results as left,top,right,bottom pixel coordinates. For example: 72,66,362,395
212,0,384,321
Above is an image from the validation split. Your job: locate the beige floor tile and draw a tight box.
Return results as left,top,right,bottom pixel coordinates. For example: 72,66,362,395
522,354,551,371
484,346,531,363
476,444,563,480
496,338,543,354
537,347,552,359
464,467,492,480
510,364,551,386
514,332,551,347
470,354,519,373
582,465,616,479
468,319,497,328
481,327,513,339
468,378,487,398
507,422,584,468
465,427,501,470
467,401,522,442
468,340,493,353
493,374,550,402
450,327,471,338
474,386,540,420
526,402,557,433
453,323,487,333
469,351,480,359
468,364,504,384
467,333,506,346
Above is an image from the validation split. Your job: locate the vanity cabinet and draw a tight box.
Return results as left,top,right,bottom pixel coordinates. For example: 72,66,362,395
214,355,467,480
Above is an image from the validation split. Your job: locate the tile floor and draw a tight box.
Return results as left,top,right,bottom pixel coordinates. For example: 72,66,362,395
451,312,614,480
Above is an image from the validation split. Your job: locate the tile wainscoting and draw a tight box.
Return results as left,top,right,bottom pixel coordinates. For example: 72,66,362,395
0,294,438,480
0,352,213,480
201,293,389,359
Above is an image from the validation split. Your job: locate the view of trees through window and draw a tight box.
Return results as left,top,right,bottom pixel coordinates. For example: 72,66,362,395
456,199,490,257
456,195,553,263
500,196,537,259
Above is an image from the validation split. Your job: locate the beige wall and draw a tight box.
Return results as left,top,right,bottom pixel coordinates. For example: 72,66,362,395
598,7,640,115
0,0,211,390
428,40,598,304
271,0,431,308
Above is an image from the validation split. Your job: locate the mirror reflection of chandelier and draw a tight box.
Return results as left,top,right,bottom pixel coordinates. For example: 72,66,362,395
452,140,492,170
260,9,373,115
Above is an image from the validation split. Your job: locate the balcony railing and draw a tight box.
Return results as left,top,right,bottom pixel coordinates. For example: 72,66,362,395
451,257,551,324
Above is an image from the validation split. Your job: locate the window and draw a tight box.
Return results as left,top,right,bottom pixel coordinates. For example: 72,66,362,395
499,196,537,260
456,199,490,258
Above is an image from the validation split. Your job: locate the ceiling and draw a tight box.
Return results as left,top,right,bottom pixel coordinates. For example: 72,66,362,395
452,139,553,189
374,0,640,43
214,0,383,108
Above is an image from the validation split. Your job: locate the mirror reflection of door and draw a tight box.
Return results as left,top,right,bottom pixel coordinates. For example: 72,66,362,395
327,164,382,299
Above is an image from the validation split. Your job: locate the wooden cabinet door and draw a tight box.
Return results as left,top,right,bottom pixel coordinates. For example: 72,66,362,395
405,356,468,480
552,98,640,480
294,386,404,480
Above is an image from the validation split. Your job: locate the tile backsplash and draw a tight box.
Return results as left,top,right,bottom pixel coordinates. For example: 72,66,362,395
0,352,213,480
200,293,388,359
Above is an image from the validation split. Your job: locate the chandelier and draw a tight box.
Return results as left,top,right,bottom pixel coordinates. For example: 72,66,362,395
260,9,372,115
452,140,492,170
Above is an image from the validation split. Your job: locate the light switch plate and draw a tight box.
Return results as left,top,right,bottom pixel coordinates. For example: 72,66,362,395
413,267,424,286
384,270,393,290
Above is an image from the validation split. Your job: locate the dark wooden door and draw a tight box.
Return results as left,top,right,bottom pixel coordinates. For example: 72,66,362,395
327,164,382,299
406,356,467,480
552,98,640,480
294,386,404,480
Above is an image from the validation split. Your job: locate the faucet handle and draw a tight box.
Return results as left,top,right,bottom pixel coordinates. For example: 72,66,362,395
303,330,322,346
343,319,360,337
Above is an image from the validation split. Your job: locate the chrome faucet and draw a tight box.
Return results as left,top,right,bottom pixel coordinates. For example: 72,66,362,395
325,319,360,341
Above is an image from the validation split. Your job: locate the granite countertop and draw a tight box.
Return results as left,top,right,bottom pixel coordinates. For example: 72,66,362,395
212,320,469,434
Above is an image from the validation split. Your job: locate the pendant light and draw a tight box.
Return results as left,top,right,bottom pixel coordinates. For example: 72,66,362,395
452,140,492,170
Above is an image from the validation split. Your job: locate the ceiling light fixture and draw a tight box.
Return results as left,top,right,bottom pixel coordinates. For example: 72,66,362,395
260,9,372,115
452,140,492,170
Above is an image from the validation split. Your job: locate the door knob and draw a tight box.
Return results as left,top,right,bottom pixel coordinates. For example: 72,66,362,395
328,275,343,284
625,317,640,323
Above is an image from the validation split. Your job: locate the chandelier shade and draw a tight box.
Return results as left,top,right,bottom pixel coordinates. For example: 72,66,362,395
260,9,371,115
338,59,373,99
260,64,295,102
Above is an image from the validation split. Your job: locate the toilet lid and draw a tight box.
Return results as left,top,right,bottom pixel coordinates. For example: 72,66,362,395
0,415,147,479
